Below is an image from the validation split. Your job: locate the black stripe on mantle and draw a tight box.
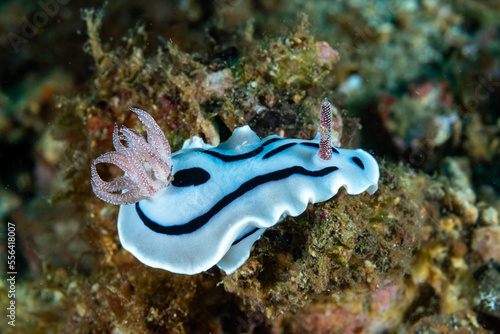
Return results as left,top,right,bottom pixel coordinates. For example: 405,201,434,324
136,165,339,235
201,137,282,162
231,227,259,246
200,138,340,163
262,142,297,159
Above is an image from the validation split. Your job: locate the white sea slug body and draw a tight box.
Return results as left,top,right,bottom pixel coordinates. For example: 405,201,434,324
91,100,380,275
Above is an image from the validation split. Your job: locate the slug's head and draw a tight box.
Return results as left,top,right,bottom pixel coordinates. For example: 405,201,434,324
316,98,379,195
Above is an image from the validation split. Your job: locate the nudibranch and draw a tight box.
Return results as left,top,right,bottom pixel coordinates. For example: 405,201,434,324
91,99,380,275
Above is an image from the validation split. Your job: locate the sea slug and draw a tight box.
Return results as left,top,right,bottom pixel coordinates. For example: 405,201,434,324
91,99,380,275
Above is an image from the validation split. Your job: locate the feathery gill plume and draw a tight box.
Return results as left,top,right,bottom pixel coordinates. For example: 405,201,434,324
91,108,172,205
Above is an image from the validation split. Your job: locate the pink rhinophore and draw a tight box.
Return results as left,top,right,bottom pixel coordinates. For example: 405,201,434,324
318,98,333,161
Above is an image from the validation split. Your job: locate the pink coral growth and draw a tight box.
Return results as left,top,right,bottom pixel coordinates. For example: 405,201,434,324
314,42,340,65
318,98,333,161
91,108,172,205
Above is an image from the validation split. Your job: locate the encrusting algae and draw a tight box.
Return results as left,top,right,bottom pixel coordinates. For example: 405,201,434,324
1,1,500,333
